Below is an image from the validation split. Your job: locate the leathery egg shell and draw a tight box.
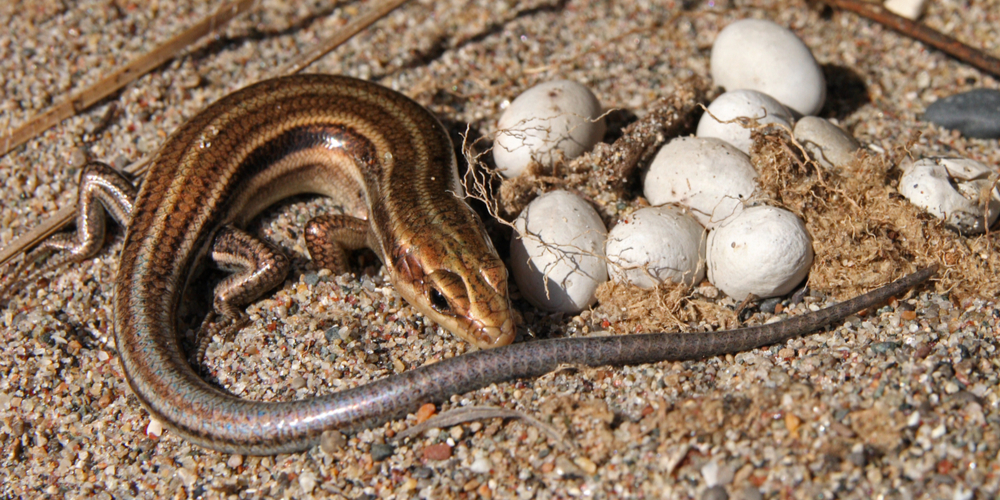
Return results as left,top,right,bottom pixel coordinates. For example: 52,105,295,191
493,80,606,178
899,156,1000,234
606,205,707,288
707,205,813,301
696,89,794,155
511,190,608,312
643,136,758,229
710,18,826,116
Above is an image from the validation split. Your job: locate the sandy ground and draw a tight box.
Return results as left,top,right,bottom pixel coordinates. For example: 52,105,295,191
1,0,999,498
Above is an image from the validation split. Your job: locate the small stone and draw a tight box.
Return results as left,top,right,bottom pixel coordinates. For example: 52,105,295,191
711,19,826,115
146,418,163,439
422,443,452,461
68,148,88,168
554,456,583,477
793,117,860,169
370,443,395,461
320,430,345,454
290,375,307,390
176,467,196,488
468,456,492,474
759,297,781,314
735,486,763,500
574,456,597,474
884,0,926,19
924,89,1000,139
298,471,317,494
702,485,729,500
415,403,436,424
227,455,243,468
872,341,901,354
784,412,802,435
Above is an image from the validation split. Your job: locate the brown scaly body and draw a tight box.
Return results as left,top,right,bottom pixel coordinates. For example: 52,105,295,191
0,74,936,454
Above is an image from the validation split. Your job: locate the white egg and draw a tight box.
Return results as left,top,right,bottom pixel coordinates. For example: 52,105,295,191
707,205,813,301
792,116,860,169
899,157,1000,234
606,205,706,289
643,136,758,229
510,190,608,312
493,80,606,178
696,89,794,154
711,18,827,116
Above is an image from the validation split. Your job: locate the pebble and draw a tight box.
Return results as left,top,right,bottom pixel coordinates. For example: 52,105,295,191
701,459,735,487
643,136,758,228
298,471,317,494
468,456,492,474
370,443,395,461
145,418,163,439
702,485,729,500
227,454,243,468
697,89,795,154
421,443,452,461
710,19,826,116
735,486,763,500
605,205,707,288
884,0,927,20
707,205,813,300
510,190,608,312
554,456,583,477
320,430,346,454
923,89,1000,139
792,116,860,169
493,80,606,177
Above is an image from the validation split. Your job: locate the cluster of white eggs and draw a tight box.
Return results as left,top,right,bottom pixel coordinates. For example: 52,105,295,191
491,18,988,314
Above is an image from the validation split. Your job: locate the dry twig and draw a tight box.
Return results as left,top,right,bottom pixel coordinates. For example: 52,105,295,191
819,0,1000,77
0,0,259,159
0,0,410,268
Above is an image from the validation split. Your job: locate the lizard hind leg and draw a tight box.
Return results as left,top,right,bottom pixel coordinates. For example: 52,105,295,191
0,161,136,301
304,214,374,274
194,226,290,364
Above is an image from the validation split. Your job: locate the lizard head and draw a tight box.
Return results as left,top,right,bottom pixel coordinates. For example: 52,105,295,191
390,233,514,349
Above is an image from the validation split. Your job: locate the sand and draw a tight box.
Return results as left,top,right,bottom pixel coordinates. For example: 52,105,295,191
1,0,999,498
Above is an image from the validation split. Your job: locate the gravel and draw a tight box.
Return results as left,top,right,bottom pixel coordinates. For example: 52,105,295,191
1,0,999,498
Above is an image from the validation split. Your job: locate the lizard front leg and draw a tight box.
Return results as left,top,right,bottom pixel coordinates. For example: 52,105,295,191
195,226,290,363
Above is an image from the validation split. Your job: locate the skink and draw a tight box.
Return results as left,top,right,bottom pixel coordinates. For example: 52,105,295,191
0,74,937,454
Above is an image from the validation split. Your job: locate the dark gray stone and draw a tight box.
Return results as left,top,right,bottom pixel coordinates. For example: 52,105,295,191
924,89,1000,139
702,485,729,500
369,443,395,461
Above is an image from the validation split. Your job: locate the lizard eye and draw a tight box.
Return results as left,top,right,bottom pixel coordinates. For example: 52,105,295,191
429,287,451,313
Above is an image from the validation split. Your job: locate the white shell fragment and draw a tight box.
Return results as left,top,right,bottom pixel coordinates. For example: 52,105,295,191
493,80,606,178
899,157,1000,234
510,190,608,312
643,136,758,228
711,19,827,116
606,205,707,289
884,0,926,20
707,206,814,301
697,89,795,154
792,116,860,169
